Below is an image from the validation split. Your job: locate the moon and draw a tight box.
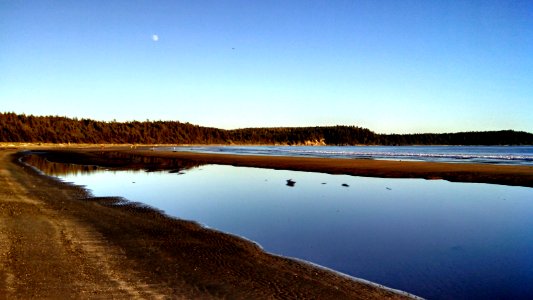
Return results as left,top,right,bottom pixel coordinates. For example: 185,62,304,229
152,34,159,42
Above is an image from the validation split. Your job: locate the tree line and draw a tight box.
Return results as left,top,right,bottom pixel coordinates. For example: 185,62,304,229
1,112,532,145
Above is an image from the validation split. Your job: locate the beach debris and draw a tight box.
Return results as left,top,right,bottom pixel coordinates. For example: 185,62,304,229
286,179,296,187
386,187,392,190
321,182,327,185
341,183,349,187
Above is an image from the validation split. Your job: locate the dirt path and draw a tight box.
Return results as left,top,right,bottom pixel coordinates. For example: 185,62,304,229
0,149,416,299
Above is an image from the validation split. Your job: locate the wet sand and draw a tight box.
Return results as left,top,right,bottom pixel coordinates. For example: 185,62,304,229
0,147,416,299
41,147,533,187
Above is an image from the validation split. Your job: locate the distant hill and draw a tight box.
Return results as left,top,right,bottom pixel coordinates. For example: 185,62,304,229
1,112,532,145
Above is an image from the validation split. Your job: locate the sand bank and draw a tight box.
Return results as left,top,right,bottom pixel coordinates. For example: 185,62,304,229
39,147,533,187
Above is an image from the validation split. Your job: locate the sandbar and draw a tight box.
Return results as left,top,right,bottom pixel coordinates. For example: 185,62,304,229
40,147,533,187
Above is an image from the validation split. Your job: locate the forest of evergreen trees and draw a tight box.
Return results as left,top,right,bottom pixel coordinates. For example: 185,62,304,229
1,112,532,145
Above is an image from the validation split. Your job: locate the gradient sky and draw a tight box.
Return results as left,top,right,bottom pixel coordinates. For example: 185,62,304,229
1,1,531,133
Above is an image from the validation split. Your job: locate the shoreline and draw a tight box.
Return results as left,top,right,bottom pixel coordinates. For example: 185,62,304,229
0,147,417,299
37,147,533,188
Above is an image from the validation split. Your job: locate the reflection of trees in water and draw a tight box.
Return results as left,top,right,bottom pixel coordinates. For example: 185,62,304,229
78,151,206,172
22,155,100,176
98,151,204,171
22,152,206,176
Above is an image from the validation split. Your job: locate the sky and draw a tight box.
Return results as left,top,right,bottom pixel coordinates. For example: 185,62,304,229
1,0,532,134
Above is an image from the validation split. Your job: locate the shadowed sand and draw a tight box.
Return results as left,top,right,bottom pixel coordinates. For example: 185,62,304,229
0,147,419,299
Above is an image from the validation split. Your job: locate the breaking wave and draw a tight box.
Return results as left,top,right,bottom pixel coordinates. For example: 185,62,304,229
163,146,533,166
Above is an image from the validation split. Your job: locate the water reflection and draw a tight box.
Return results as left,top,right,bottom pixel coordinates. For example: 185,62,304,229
25,155,533,300
87,151,206,172
22,154,100,176
22,153,203,176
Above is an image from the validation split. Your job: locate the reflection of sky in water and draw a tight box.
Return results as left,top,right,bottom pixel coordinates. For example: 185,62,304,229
58,165,533,300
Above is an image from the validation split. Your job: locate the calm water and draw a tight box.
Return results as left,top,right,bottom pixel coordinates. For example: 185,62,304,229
161,145,533,166
33,159,533,300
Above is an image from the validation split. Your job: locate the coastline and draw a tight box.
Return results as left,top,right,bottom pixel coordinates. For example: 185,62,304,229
38,147,533,188
0,147,417,299
142,149,533,188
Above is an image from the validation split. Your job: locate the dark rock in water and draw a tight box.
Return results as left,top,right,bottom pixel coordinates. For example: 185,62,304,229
286,179,296,187
342,183,349,187
386,187,392,190
321,182,327,185
166,169,185,175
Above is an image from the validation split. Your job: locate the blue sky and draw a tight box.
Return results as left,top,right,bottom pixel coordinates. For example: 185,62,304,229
1,1,531,133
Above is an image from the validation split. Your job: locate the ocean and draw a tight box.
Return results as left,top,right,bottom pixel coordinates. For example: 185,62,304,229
160,145,533,166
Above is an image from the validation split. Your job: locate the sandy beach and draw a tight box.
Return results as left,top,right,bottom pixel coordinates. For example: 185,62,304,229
2,146,532,298
0,146,418,299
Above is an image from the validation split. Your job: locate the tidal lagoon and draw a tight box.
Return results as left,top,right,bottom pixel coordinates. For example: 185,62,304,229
28,154,533,300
